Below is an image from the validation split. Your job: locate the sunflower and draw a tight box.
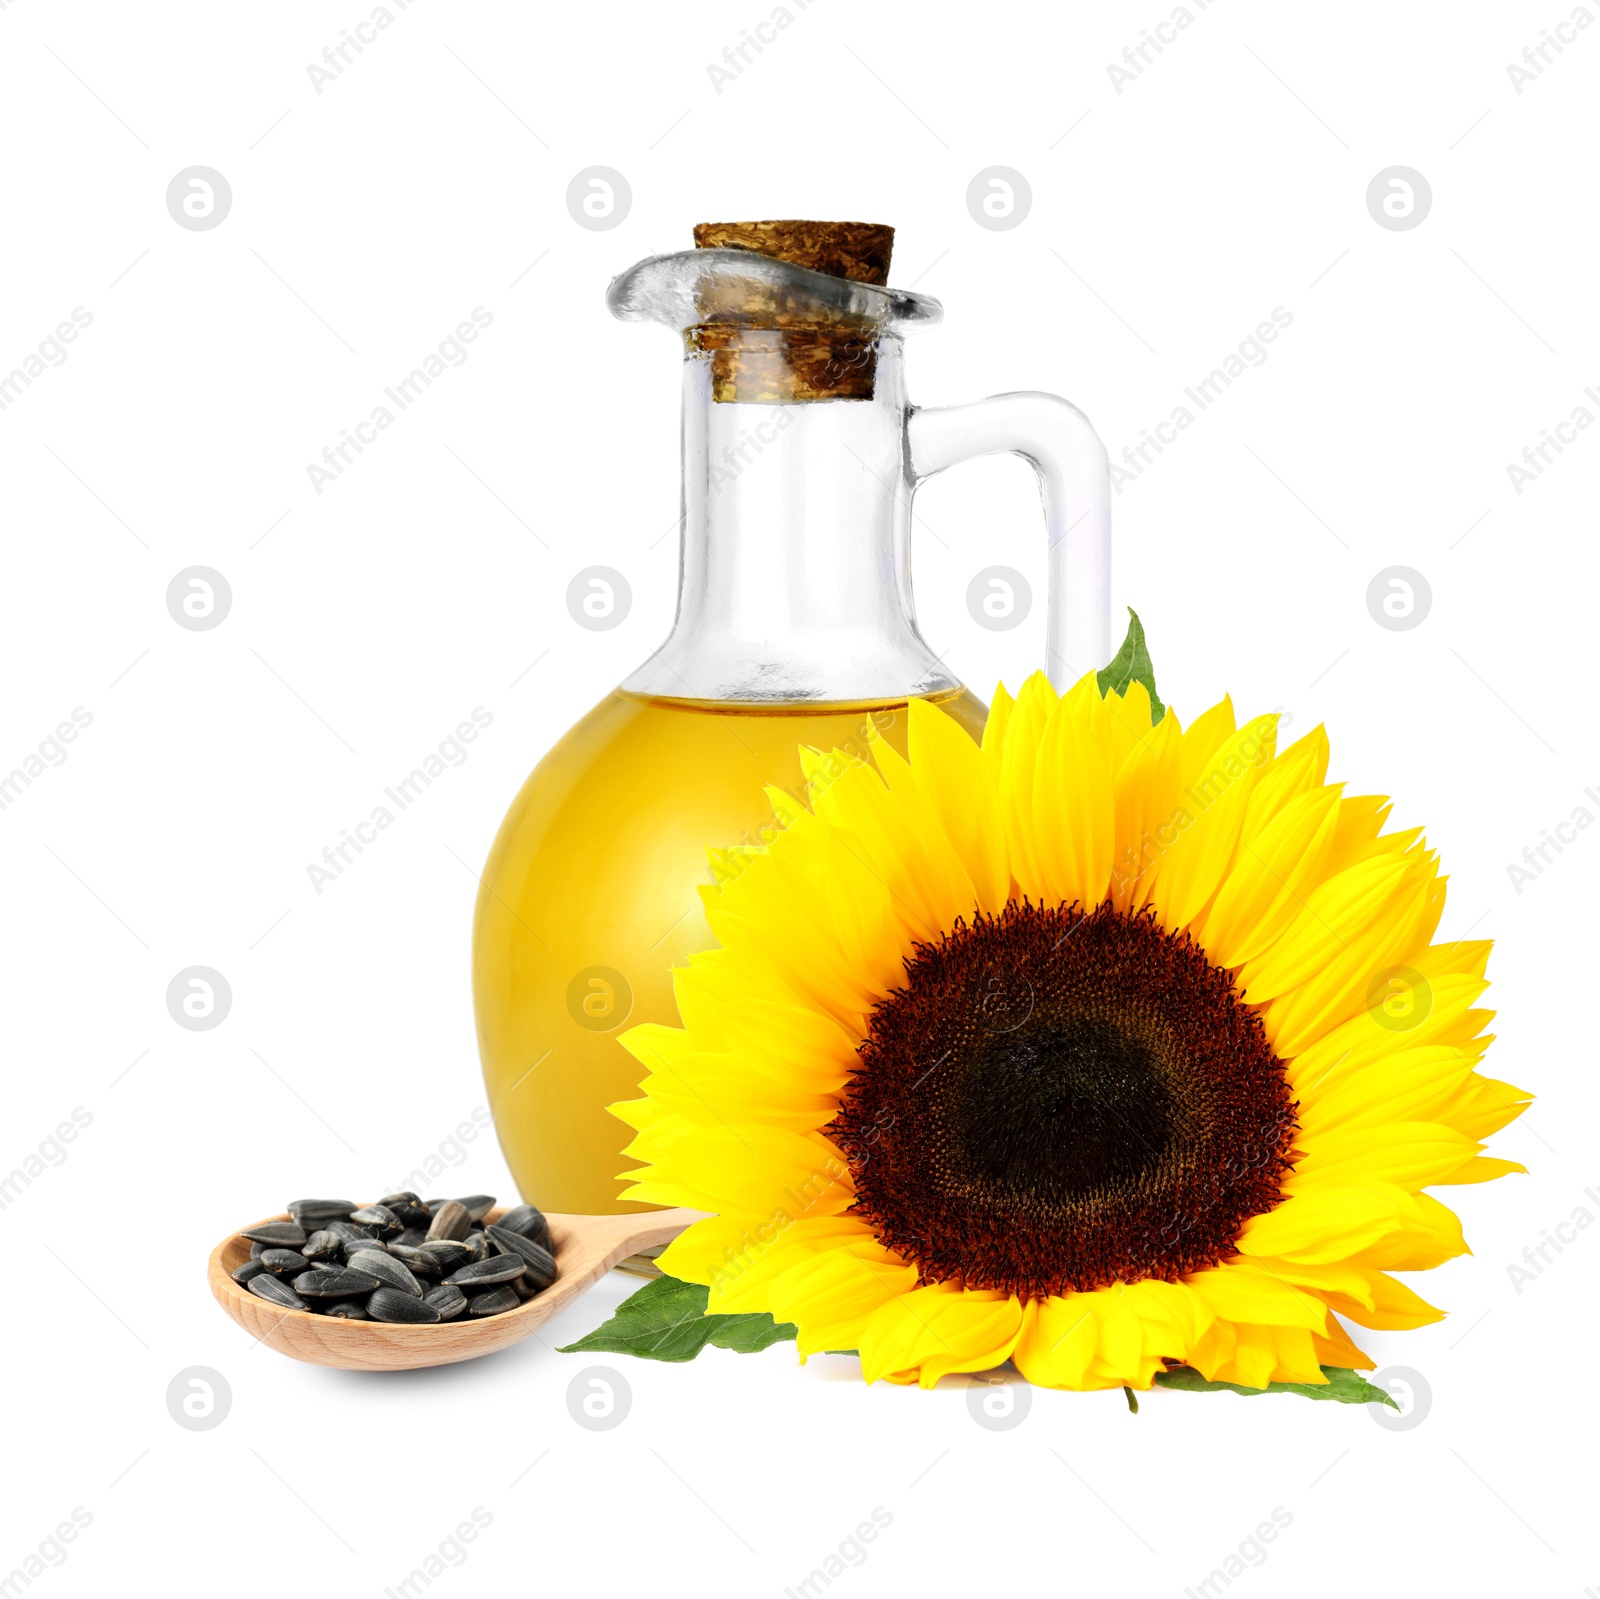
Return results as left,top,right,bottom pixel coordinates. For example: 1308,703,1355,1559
610,669,1530,1390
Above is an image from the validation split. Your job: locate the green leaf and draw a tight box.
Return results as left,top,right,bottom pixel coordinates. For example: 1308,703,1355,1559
1096,607,1165,721
557,1273,797,1363
1153,1364,1397,1408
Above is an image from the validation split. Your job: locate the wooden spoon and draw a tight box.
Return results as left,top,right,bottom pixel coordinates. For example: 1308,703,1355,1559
207,1205,701,1371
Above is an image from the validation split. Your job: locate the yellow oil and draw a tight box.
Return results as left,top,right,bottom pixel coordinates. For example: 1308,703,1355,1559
472,685,987,1215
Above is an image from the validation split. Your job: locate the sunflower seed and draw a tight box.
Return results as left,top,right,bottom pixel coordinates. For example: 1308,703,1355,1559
454,1194,496,1223
248,1274,307,1310
325,1220,365,1244
260,1247,311,1277
395,1228,428,1249
378,1192,432,1229
294,1266,383,1298
511,1273,541,1301
466,1285,519,1317
424,1200,471,1243
242,1221,307,1248
349,1248,423,1298
287,1198,356,1228
367,1288,443,1324
342,1236,388,1262
301,1230,342,1263
323,1300,371,1321
463,1232,490,1264
389,1245,440,1278
249,1241,266,1261
232,1259,268,1287
417,1240,471,1273
496,1204,551,1249
445,1255,524,1287
348,1204,400,1237
424,1284,468,1321
484,1226,558,1291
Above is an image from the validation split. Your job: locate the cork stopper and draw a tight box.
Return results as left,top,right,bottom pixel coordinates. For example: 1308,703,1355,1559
688,219,896,402
692,220,894,285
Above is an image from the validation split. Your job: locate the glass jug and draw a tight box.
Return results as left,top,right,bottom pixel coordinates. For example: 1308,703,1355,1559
473,221,1112,1216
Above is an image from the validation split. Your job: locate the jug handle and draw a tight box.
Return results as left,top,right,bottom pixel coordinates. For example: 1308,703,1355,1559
906,392,1112,690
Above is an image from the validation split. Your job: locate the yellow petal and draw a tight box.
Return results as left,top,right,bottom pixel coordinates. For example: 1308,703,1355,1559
1435,1073,1532,1141
1180,696,1238,772
658,1212,865,1291
1309,1265,1445,1330
1313,1319,1376,1370
1262,855,1446,1057
907,697,1010,913
1029,674,1116,910
1196,784,1342,967
1298,1044,1480,1136
1236,1184,1413,1263
1108,701,1184,910
710,1219,904,1318
1287,1121,1482,1192
1286,968,1493,1091
858,1284,1025,1387
807,748,967,941
1103,678,1157,774
618,1124,853,1216
755,1234,921,1356
979,679,1016,803
1190,1322,1328,1387
1240,724,1331,838
1145,714,1278,930
1351,1191,1469,1271
995,671,1058,896
1436,1155,1527,1184
1183,1258,1331,1332
1241,851,1416,1000
1012,1294,1107,1389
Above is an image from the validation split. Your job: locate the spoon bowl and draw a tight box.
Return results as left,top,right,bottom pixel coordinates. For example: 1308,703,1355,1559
207,1205,701,1370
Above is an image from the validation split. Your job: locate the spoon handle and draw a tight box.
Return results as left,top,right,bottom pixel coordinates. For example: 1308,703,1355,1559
546,1207,704,1290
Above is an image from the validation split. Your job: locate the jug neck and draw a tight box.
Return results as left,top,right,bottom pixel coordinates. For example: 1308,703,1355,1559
621,337,960,705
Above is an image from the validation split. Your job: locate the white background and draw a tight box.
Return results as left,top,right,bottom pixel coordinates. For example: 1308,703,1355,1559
1,1,1595,1595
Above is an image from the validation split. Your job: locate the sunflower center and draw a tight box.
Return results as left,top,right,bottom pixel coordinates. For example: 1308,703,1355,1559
830,900,1298,1298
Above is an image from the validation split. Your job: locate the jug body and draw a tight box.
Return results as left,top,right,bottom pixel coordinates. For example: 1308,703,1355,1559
473,686,986,1216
